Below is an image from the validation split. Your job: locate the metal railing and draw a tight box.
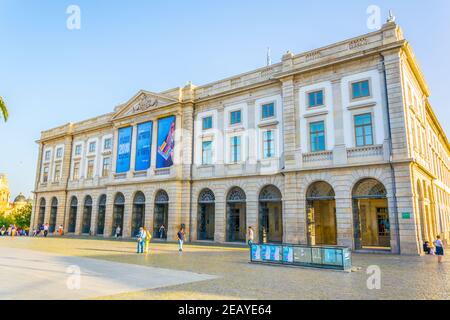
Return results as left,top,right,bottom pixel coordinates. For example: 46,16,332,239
249,243,352,271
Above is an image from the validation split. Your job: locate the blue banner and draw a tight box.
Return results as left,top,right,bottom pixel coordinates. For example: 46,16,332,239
156,116,176,169
135,121,153,171
116,126,132,173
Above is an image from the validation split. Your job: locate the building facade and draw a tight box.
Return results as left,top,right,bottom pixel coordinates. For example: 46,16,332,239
31,21,450,255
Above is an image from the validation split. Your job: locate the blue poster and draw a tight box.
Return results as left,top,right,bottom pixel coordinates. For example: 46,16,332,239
135,121,153,171
156,116,176,169
324,249,337,265
116,126,132,173
283,246,294,263
251,245,261,261
261,245,268,261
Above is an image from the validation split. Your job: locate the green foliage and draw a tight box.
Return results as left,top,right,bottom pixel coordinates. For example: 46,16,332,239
13,203,32,229
0,96,8,122
0,204,32,230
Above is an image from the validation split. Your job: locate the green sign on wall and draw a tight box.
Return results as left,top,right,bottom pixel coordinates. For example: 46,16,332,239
402,212,411,219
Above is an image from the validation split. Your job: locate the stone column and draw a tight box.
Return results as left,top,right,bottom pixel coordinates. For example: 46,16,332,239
280,75,297,170
284,172,302,243
128,124,138,178
104,191,114,237
331,78,347,165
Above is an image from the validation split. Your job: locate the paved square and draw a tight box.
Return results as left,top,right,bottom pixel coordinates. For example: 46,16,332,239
0,237,448,300
0,246,217,300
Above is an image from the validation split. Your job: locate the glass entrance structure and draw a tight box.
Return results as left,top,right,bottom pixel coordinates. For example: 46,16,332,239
259,185,283,243
112,193,125,236
153,190,169,239
49,197,58,233
306,181,337,246
131,192,145,237
352,179,390,249
82,196,93,234
197,189,215,241
68,197,78,233
226,187,246,242
97,195,106,235
38,198,46,226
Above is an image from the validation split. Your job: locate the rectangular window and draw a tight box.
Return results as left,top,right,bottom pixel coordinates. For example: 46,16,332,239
73,162,80,180
75,145,82,156
102,157,111,177
202,116,213,130
44,150,51,161
230,110,242,125
308,90,324,108
89,141,96,153
54,164,61,182
310,121,326,152
352,80,370,99
202,141,213,165
56,148,63,159
103,138,112,151
261,103,275,119
354,113,373,147
87,160,94,179
42,166,49,183
263,131,275,159
230,136,241,163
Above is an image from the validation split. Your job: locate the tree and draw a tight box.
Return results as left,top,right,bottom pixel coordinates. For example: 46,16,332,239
13,203,32,229
0,96,8,122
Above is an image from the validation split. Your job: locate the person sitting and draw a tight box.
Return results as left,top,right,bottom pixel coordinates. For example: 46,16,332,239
423,241,432,254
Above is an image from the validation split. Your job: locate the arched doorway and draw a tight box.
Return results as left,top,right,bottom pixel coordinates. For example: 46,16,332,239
113,193,125,236
97,195,106,235
197,189,215,241
352,179,390,250
49,198,58,233
68,197,78,233
306,181,336,246
38,198,46,227
82,196,93,234
226,187,246,242
259,185,283,244
153,190,169,239
131,192,146,237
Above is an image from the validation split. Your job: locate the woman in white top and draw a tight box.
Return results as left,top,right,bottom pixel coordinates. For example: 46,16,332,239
433,235,444,263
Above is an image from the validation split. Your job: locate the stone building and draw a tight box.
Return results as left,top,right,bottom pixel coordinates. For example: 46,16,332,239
31,20,450,255
0,174,30,215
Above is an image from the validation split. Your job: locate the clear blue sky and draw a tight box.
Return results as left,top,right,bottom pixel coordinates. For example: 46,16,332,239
0,0,449,198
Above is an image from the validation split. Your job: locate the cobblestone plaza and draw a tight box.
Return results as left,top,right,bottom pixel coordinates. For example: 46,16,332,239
0,237,448,300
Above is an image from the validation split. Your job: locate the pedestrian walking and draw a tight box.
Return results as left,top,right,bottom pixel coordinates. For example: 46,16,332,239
159,224,165,239
433,235,444,263
144,227,152,254
177,227,185,252
136,227,146,254
43,223,49,237
247,226,254,247
115,225,121,238
0,225,5,236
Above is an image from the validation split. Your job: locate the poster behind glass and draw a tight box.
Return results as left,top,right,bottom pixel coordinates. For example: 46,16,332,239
135,121,153,171
156,116,176,169
116,126,132,173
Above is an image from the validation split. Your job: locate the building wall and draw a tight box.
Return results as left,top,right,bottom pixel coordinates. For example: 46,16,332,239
32,21,450,256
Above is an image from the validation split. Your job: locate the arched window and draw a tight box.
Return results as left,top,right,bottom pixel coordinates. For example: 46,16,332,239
198,189,215,241
97,195,107,235
154,190,169,239
49,197,58,233
226,187,246,242
305,181,336,246
352,178,390,250
259,185,283,243
112,193,125,237
38,198,46,226
82,196,93,234
68,196,78,233
131,192,146,237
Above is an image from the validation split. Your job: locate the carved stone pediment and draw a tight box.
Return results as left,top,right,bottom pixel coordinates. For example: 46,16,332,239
113,90,179,120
